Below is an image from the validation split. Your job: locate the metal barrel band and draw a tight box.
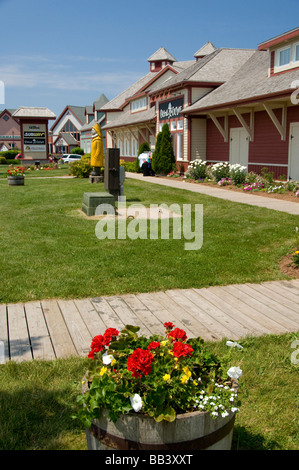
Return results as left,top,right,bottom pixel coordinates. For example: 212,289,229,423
89,413,235,450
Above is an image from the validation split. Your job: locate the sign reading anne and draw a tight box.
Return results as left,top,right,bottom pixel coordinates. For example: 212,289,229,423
159,97,184,121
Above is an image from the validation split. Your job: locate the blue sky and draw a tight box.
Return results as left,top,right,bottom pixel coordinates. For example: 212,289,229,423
0,0,298,118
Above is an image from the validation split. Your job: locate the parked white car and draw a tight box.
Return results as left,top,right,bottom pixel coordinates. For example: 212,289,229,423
60,154,82,163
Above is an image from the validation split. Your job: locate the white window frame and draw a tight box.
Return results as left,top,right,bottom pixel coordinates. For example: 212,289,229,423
131,97,147,114
293,42,299,63
276,46,291,67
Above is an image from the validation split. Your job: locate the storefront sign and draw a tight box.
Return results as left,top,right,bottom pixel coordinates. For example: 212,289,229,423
159,97,184,121
23,124,47,154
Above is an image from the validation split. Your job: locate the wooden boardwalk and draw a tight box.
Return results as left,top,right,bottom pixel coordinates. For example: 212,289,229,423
0,280,299,363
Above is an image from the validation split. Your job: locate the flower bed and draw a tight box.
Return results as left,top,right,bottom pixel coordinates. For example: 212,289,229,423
166,161,299,202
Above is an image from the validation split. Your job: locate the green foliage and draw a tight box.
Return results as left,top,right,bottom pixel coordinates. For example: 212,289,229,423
71,147,84,155
210,162,231,182
0,149,21,159
75,322,242,427
0,156,6,164
261,167,274,184
68,160,92,178
187,159,207,180
152,124,176,175
229,164,247,185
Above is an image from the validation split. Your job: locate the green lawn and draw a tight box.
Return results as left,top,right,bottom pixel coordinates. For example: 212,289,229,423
0,175,298,304
0,333,297,450
0,175,298,451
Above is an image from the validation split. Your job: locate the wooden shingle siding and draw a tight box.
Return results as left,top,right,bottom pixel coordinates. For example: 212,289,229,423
191,118,206,161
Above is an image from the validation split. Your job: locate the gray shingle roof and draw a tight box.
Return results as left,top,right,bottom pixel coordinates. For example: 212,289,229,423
194,42,217,58
183,50,299,113
102,107,156,130
148,48,256,94
12,107,56,119
147,47,177,62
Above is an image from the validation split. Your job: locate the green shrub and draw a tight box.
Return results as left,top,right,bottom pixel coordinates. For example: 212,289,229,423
210,162,230,182
120,160,136,172
71,147,84,155
69,160,92,178
0,149,21,159
0,156,6,164
261,167,274,184
229,164,247,185
187,159,207,180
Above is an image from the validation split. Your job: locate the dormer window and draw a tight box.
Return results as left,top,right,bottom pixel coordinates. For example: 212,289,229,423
274,41,299,73
131,96,147,113
278,46,290,66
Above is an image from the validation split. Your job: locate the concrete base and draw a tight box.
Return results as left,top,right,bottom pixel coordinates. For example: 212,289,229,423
89,175,104,184
82,192,115,216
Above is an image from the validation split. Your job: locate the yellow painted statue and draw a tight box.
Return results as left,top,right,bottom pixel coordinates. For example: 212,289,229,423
90,123,104,170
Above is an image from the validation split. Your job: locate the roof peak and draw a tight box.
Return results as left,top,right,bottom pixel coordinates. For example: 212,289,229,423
147,47,177,63
194,42,217,58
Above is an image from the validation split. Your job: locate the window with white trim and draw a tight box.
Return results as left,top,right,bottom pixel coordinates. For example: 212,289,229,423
131,97,147,113
278,47,291,66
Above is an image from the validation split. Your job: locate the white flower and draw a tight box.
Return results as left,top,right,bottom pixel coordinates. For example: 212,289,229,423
130,394,143,412
221,411,229,418
102,351,114,365
227,366,242,379
226,340,243,349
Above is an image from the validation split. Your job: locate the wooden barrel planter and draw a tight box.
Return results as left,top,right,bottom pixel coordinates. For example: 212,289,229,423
8,176,25,186
85,408,236,451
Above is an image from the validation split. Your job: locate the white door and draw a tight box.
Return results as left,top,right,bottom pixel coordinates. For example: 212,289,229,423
289,123,299,181
229,128,249,167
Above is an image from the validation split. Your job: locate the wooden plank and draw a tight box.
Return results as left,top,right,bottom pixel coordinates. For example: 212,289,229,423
190,288,251,339
0,304,9,362
149,291,204,338
7,303,32,362
74,298,107,338
24,302,56,360
175,289,240,340
195,287,267,337
277,280,299,294
206,286,273,335
164,290,222,341
41,300,77,358
120,294,163,336
221,285,290,334
137,292,202,338
105,296,151,336
261,282,299,306
243,284,299,326
91,297,125,332
58,300,92,357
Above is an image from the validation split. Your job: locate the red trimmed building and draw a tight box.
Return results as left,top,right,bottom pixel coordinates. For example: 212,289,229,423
184,27,299,180
101,28,299,180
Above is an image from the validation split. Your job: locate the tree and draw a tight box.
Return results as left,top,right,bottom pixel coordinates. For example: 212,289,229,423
152,123,176,175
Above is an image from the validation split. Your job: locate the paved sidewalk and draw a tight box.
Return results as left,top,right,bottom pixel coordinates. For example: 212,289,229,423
126,173,299,215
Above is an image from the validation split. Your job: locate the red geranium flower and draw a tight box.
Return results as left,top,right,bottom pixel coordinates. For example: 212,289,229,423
103,328,119,345
147,341,160,351
171,341,193,359
127,348,154,378
168,328,187,342
164,322,175,330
